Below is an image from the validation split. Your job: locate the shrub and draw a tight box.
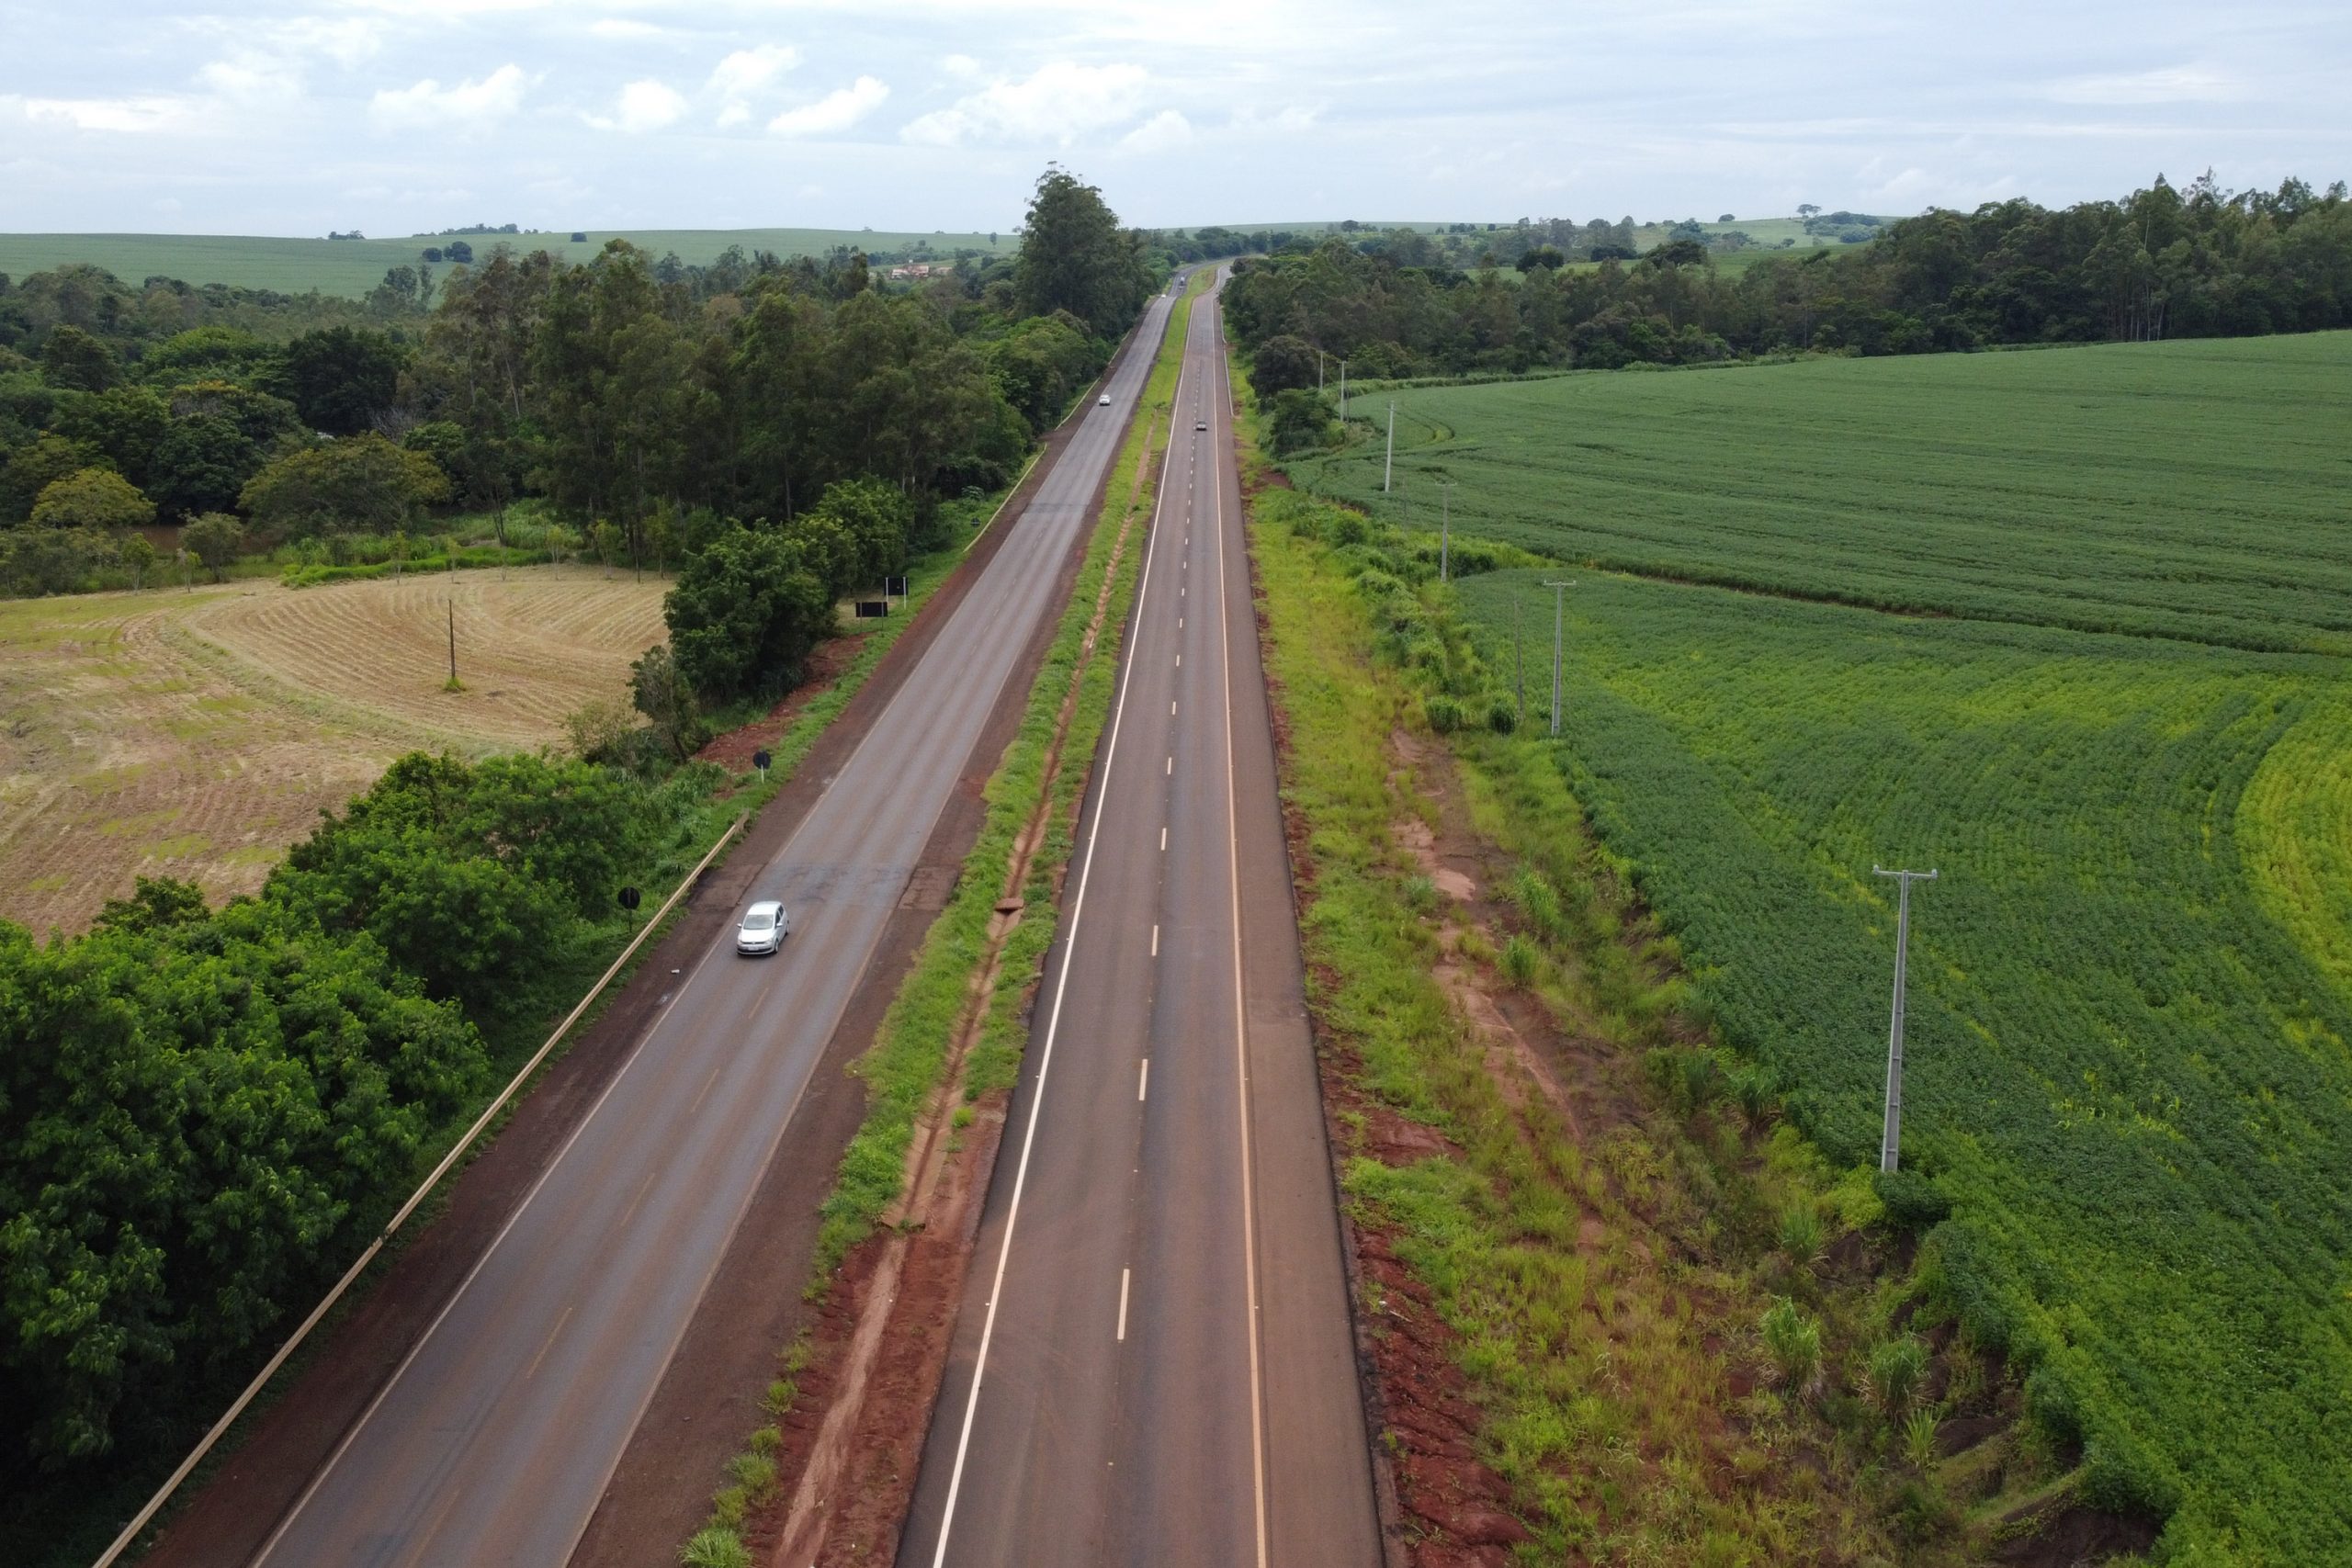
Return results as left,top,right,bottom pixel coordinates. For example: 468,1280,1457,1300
1424,694,1464,733
1778,1203,1825,1267
1871,1337,1928,1415
1487,695,1519,733
1760,1296,1821,1390
180,512,245,582
1902,1407,1939,1467
1499,933,1542,987
679,1527,752,1568
1874,1168,1953,1232
30,467,154,531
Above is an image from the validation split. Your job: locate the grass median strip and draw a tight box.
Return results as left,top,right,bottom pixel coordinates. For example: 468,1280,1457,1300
679,274,1208,1568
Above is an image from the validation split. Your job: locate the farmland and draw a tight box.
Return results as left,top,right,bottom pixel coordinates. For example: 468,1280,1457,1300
0,227,1013,299
1299,331,2352,651
0,566,666,936
1276,333,2352,1558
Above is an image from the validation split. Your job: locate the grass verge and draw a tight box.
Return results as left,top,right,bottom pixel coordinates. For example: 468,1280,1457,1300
678,271,1210,1563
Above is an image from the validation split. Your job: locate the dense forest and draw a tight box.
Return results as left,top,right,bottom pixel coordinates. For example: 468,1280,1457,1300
1227,172,2352,392
0,171,1161,1537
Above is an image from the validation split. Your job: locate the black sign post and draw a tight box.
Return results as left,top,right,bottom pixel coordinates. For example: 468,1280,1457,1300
618,884,642,932
752,748,772,783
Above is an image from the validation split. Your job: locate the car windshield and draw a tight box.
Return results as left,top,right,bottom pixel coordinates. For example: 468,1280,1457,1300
743,911,774,931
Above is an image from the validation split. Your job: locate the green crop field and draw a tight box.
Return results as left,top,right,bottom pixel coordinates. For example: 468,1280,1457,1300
1285,334,2352,1558
0,227,1014,298
1301,332,2352,652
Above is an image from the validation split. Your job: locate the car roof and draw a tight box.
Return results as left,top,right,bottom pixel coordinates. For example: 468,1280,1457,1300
743,900,784,918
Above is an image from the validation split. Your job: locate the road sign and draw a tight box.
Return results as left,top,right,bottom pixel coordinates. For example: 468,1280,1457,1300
617,886,641,911
887,575,910,596
855,600,889,618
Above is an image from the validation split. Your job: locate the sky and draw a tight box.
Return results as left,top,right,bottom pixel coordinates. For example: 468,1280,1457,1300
1,0,2346,237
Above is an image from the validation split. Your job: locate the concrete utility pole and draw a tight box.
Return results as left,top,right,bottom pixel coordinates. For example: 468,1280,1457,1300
1543,580,1573,735
1338,360,1347,421
1384,402,1396,493
1439,480,1452,582
1514,588,1525,725
1872,865,1939,1173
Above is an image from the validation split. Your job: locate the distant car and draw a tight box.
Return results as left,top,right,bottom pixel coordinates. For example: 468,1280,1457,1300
1195,420,1208,431
1098,393,1112,406
736,899,788,955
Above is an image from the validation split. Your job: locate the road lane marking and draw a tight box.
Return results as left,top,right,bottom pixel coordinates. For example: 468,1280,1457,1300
1160,827,1167,851
616,1169,659,1230
1117,1269,1132,1341
1175,654,1182,668
1170,700,1178,716
928,314,1193,1568
1210,287,1273,1568
526,1306,574,1382
1166,756,1172,774
1151,923,1159,955
689,1066,722,1115
1138,1059,1150,1100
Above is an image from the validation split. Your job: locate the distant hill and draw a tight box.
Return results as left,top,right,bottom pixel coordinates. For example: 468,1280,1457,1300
0,228,1016,298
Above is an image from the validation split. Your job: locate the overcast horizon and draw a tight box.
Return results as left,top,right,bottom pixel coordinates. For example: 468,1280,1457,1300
3,0,2346,238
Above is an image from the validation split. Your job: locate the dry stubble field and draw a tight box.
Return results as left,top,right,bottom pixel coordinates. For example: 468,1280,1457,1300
0,565,668,937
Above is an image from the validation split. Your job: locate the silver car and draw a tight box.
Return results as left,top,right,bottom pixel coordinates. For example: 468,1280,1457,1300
736,899,789,955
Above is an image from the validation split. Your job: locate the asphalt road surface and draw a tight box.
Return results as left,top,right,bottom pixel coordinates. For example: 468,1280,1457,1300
244,284,1182,1568
899,275,1382,1566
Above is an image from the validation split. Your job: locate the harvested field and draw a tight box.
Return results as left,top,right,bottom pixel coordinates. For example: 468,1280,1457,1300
0,565,667,937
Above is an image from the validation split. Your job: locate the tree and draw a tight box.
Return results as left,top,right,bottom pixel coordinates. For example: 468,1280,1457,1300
592,519,623,577
277,326,407,435
118,531,157,590
1268,389,1337,457
1797,203,1822,219
1013,167,1155,336
629,645,705,761
40,325,119,392
179,513,244,581
30,468,154,531
1249,334,1320,398
662,523,831,703
1516,245,1566,273
238,435,450,536
150,415,263,519
1,434,109,523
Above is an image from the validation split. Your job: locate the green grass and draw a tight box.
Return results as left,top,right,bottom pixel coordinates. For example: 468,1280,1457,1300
0,228,1013,298
1271,334,2352,1560
1295,331,2352,652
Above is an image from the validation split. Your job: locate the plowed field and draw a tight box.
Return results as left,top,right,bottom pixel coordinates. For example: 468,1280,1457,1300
0,566,668,936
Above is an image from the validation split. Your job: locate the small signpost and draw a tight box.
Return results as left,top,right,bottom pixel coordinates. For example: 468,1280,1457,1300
617,884,642,932
854,600,889,618
887,574,910,600
752,748,772,783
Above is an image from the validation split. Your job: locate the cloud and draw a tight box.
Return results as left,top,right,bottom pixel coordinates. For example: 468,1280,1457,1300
769,75,889,138
901,61,1148,146
2047,65,2241,105
1117,108,1193,154
369,64,528,130
710,45,799,126
588,18,669,40
591,79,690,133
14,95,194,133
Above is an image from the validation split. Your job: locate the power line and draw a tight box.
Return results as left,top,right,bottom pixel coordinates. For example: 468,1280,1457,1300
1871,865,1939,1173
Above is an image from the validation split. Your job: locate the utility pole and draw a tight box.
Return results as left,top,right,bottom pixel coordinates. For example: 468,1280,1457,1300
446,599,460,692
1384,402,1396,492
1338,360,1347,421
1439,480,1452,582
1871,865,1939,1173
1317,350,1325,396
1543,580,1573,736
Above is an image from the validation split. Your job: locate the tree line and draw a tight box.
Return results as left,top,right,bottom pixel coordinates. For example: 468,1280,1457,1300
1227,172,2352,401
0,169,1159,601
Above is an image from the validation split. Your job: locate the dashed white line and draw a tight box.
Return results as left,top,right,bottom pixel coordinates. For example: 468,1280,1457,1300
688,1065,722,1115
1160,827,1167,851
1151,923,1159,955
1138,1059,1150,1100
1166,756,1172,774
526,1305,573,1382
1170,700,1178,716
1117,1268,1132,1341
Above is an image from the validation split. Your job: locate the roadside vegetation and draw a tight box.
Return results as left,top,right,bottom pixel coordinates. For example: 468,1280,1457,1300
1235,310,2352,1559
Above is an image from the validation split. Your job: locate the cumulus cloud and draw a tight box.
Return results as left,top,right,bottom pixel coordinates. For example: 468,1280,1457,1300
370,64,528,130
901,61,1148,146
769,75,888,138
1117,108,1193,154
591,78,689,133
710,45,799,126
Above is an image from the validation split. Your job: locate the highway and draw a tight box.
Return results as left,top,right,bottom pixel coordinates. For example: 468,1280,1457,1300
899,274,1382,1566
242,284,1182,1568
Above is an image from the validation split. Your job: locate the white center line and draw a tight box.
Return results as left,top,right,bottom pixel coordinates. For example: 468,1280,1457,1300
1160,827,1167,851
616,1168,659,1230
1138,1059,1149,1100
1170,700,1178,716
1175,654,1182,668
1116,1268,1131,1341
688,1066,722,1115
1166,755,1172,775
1151,923,1159,955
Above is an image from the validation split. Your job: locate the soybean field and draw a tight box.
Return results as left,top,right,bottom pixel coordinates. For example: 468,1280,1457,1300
1300,331,2352,652
1295,334,2352,1558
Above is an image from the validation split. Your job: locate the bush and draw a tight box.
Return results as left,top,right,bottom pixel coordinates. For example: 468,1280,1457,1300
1870,1337,1928,1415
1424,694,1464,733
1760,1296,1821,1390
1873,1167,1953,1232
238,434,449,536
1499,933,1542,987
678,1528,752,1568
1487,695,1519,733
180,512,244,581
1778,1203,1825,1267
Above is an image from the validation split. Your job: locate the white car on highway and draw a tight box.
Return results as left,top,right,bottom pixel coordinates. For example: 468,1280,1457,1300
1098,393,1112,405
736,899,789,955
